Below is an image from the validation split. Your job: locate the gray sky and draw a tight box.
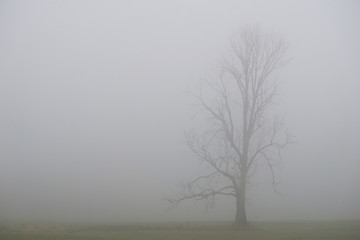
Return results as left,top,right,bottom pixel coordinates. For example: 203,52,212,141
0,0,359,222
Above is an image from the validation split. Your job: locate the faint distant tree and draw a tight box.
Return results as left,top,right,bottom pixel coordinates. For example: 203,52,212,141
167,26,291,226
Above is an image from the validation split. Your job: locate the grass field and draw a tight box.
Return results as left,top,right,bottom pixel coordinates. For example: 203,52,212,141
0,220,359,240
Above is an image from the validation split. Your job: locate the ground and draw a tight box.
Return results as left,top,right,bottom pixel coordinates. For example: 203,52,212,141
0,220,359,240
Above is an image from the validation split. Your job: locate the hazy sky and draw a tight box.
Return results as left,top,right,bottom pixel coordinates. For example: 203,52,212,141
0,0,359,222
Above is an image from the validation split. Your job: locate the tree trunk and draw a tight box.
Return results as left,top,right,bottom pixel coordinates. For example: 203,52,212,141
235,182,247,225
235,196,247,225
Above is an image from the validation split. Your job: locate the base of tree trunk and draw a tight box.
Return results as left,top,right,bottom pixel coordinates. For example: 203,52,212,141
233,220,247,226
230,221,252,230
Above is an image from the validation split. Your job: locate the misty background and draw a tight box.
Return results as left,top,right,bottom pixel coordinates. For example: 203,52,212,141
0,0,359,222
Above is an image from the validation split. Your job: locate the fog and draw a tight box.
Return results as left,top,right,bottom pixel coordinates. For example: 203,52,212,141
0,0,359,223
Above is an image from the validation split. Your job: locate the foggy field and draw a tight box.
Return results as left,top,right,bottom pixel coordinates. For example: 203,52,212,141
1,221,360,240
1,0,360,235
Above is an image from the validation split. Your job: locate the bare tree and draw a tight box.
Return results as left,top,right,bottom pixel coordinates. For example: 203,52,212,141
167,26,291,226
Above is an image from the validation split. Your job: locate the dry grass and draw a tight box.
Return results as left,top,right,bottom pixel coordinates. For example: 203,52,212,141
0,220,359,240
